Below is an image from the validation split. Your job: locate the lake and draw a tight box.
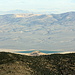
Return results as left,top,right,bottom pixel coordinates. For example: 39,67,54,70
17,50,63,54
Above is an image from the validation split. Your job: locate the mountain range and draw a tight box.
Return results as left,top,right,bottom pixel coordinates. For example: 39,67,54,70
0,11,75,52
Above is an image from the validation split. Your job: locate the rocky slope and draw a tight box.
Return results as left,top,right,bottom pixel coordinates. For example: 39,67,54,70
0,52,75,75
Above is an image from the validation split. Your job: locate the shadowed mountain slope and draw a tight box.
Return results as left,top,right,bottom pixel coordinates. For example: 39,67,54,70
0,52,75,75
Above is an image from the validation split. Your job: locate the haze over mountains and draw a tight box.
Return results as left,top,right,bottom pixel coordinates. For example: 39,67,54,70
0,11,75,52
0,10,54,15
0,10,30,15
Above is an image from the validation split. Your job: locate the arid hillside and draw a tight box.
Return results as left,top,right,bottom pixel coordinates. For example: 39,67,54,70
0,52,75,75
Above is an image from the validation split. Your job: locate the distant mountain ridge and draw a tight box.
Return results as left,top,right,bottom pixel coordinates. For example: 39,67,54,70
0,11,75,25
0,11,75,51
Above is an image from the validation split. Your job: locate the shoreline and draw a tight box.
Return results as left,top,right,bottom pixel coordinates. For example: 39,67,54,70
0,48,75,56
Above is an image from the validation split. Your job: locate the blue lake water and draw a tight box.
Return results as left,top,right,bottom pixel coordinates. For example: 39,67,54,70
17,50,62,54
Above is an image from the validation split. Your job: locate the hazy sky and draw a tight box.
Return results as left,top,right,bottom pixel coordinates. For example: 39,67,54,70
0,0,75,13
